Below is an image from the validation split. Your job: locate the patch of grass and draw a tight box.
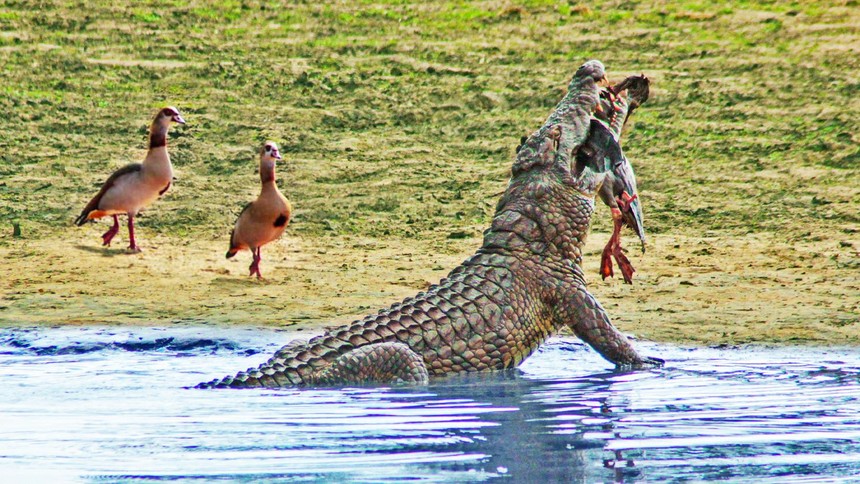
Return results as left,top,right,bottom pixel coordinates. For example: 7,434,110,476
606,11,632,23
132,11,162,23
0,0,855,252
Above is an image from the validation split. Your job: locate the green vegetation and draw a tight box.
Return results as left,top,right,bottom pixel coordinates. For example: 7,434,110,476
0,0,856,243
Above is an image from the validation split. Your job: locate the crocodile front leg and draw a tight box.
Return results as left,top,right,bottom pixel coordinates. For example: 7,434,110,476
554,281,662,369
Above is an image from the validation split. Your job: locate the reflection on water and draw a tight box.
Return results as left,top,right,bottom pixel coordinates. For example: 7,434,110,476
1,327,859,482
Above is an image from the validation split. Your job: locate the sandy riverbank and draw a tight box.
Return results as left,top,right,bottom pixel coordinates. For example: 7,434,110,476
2,227,856,346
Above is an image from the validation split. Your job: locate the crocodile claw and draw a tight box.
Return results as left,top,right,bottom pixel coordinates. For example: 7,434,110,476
616,355,665,370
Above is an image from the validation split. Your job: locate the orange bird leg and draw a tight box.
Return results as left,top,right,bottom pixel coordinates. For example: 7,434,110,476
611,231,635,284
601,191,640,284
617,191,638,212
249,247,263,279
127,215,140,252
614,191,639,283
102,215,120,246
600,208,622,281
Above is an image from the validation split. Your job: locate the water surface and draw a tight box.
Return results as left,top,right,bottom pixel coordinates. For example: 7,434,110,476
1,327,858,482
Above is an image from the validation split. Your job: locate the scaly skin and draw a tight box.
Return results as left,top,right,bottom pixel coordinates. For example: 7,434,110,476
197,61,661,389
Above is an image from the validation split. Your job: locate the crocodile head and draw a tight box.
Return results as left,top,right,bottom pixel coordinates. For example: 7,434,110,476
487,124,607,264
572,59,608,88
483,60,617,263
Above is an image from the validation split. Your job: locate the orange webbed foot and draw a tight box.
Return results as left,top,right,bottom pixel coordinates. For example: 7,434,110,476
601,216,636,284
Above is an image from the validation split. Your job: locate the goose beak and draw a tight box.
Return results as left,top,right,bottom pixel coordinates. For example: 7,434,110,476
273,150,282,160
173,114,186,124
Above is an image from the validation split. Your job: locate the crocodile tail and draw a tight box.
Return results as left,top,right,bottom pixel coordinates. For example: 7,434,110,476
195,374,255,389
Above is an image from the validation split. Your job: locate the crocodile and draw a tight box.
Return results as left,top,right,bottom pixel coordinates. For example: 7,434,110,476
197,60,662,389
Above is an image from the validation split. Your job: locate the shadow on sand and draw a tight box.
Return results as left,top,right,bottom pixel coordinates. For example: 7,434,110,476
74,244,139,257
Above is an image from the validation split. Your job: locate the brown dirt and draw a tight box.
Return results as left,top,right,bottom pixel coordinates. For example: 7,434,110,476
2,223,857,347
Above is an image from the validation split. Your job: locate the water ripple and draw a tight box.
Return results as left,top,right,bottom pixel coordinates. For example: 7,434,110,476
1,327,859,482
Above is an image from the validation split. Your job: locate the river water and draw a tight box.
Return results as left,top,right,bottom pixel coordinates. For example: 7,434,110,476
1,327,858,482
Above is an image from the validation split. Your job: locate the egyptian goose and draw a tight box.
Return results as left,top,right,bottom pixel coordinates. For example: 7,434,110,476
226,142,292,278
588,77,650,283
74,106,185,252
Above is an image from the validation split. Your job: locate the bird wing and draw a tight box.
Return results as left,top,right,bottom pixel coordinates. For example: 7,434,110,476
614,153,646,249
575,119,620,176
74,163,142,226
229,202,254,246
